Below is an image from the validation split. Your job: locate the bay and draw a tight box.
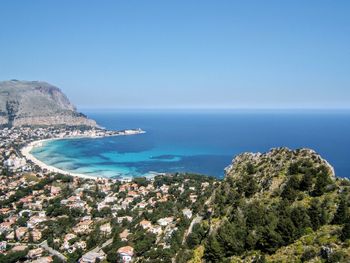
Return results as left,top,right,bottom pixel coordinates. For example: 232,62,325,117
31,110,350,179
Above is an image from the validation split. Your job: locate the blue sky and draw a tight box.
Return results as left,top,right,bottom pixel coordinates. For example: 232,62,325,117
0,1,349,109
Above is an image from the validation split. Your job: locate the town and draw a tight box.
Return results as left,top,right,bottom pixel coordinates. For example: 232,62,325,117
0,127,217,263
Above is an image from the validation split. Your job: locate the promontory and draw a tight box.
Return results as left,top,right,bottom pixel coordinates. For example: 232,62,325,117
0,80,97,127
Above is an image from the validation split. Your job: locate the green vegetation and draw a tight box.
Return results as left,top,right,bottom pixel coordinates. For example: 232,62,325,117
99,173,216,262
186,148,350,262
1,143,349,262
0,249,28,263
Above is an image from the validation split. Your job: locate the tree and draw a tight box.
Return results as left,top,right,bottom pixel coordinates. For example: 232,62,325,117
332,196,349,225
106,251,118,263
237,174,259,198
245,176,259,198
308,199,327,230
341,222,350,241
87,227,102,249
204,235,223,262
217,221,246,256
246,163,255,175
301,248,317,262
134,230,156,256
66,248,83,263
133,177,148,187
257,228,283,254
0,249,28,263
288,162,299,175
281,175,300,201
312,167,332,197
290,206,311,236
299,172,313,191
17,216,27,227
186,223,207,249
52,256,65,263
277,216,296,245
13,226,17,241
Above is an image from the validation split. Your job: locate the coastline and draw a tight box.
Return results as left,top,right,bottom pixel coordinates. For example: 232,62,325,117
20,129,146,181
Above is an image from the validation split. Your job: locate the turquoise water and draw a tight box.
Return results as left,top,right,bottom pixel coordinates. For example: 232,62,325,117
31,110,350,179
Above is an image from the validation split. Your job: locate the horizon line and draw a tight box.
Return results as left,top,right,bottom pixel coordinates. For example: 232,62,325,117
78,107,350,111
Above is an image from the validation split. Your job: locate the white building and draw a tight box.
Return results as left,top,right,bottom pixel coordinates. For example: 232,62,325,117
79,251,106,263
117,246,134,263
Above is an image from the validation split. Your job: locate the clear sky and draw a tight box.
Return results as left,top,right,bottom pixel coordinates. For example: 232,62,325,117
0,1,349,109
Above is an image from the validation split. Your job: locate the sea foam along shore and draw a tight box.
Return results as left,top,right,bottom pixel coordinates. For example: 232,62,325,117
21,139,98,179
21,130,146,181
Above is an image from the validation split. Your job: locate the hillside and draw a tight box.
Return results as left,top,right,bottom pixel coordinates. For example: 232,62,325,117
0,80,97,127
181,148,350,263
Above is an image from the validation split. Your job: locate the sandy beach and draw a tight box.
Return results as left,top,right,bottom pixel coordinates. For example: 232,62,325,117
21,139,100,180
20,130,146,181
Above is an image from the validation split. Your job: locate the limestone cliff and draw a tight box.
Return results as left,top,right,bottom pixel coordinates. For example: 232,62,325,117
0,80,97,127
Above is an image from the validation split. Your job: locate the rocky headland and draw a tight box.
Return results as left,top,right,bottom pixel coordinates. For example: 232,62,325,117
0,80,97,127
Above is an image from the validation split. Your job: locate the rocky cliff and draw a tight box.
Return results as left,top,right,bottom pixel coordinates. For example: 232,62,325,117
183,148,350,262
0,80,97,127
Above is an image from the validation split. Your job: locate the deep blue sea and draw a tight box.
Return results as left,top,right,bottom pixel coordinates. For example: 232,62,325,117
31,110,350,179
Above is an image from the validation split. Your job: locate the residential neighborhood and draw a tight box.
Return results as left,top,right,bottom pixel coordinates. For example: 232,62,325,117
0,127,216,262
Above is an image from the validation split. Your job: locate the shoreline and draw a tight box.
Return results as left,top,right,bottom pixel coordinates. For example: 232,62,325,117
20,130,146,181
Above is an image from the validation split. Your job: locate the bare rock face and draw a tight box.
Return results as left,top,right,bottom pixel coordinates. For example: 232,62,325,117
0,80,97,127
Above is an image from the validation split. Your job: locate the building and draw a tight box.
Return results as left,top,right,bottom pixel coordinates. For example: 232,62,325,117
79,251,106,263
31,230,42,242
117,216,133,223
27,247,44,258
182,208,193,219
139,219,152,229
117,246,134,263
73,220,93,234
0,222,12,233
100,223,112,235
157,217,173,227
31,256,53,263
119,229,130,241
50,186,61,195
149,225,162,235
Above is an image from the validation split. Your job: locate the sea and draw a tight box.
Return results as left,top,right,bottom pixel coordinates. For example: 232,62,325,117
31,110,350,179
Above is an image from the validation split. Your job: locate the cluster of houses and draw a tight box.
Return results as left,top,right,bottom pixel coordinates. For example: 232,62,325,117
0,126,214,262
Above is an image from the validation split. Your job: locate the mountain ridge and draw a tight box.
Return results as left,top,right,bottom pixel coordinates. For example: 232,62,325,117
0,80,97,127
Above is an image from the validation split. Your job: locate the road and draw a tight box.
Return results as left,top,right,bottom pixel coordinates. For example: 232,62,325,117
79,237,113,260
40,240,67,262
182,215,203,245
90,238,113,253
7,241,67,262
181,191,215,245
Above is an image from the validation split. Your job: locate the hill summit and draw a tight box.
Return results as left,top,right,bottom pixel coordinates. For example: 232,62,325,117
0,80,97,127
181,148,350,263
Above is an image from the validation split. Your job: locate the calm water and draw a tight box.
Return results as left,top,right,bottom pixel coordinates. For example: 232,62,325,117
31,110,350,179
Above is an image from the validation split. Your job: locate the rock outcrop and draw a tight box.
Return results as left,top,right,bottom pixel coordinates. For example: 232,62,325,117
0,80,97,127
224,147,336,195
186,148,350,262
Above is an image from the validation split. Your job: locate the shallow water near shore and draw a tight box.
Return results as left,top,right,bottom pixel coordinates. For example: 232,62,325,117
31,110,350,179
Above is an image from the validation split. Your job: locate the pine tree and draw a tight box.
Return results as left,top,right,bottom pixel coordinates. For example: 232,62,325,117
332,197,348,225
341,222,350,241
205,235,223,262
13,226,17,241
312,167,332,196
300,172,313,191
